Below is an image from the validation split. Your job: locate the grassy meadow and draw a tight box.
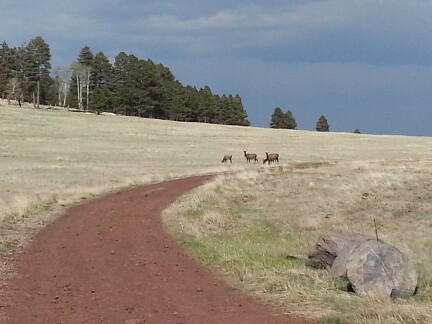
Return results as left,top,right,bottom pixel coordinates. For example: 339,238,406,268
1,99,432,323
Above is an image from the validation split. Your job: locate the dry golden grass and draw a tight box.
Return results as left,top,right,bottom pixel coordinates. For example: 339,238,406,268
2,98,431,226
163,161,432,323
1,99,432,323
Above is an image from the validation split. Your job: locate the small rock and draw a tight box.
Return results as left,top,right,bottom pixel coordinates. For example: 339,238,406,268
361,193,370,199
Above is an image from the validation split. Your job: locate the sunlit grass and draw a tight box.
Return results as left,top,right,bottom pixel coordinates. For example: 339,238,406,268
2,99,432,322
163,161,432,323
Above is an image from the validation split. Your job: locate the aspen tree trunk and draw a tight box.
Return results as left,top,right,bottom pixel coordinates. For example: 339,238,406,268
76,76,79,109
63,83,67,107
32,92,36,108
86,69,90,111
58,83,62,107
80,80,83,110
37,80,40,108
76,75,82,110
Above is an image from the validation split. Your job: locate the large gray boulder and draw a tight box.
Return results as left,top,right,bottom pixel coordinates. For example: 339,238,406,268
345,240,418,298
329,243,358,277
306,232,377,269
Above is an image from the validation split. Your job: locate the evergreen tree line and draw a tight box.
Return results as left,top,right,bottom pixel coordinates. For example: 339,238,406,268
270,108,360,133
270,107,330,132
0,37,250,126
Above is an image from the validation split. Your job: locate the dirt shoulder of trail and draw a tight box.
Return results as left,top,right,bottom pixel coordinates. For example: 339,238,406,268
0,175,309,323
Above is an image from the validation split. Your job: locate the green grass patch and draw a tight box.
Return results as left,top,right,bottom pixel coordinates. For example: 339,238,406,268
182,222,297,269
165,161,432,323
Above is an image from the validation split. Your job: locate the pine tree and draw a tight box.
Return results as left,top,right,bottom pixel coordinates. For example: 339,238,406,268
270,107,285,128
110,52,140,115
77,46,94,66
155,63,175,119
316,115,330,132
285,110,297,130
227,94,250,126
140,58,164,118
77,46,94,110
21,36,52,107
198,86,217,123
270,107,297,129
160,80,185,121
0,41,20,101
109,53,165,117
90,52,112,113
183,86,200,121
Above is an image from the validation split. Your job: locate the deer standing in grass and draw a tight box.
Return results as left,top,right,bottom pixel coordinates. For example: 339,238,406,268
263,152,279,165
221,155,232,163
243,150,258,163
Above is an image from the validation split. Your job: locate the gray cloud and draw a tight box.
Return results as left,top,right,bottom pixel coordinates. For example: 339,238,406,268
1,0,431,135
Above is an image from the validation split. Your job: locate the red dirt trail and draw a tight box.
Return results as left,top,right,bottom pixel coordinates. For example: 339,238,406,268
1,175,308,323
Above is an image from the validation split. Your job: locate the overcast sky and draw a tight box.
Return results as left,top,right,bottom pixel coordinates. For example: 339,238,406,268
2,0,432,136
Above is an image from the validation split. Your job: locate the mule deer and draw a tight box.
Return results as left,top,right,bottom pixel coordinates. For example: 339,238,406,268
221,155,232,163
263,152,279,165
243,150,258,163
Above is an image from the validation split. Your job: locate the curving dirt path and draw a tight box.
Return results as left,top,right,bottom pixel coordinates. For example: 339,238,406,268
1,175,307,323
